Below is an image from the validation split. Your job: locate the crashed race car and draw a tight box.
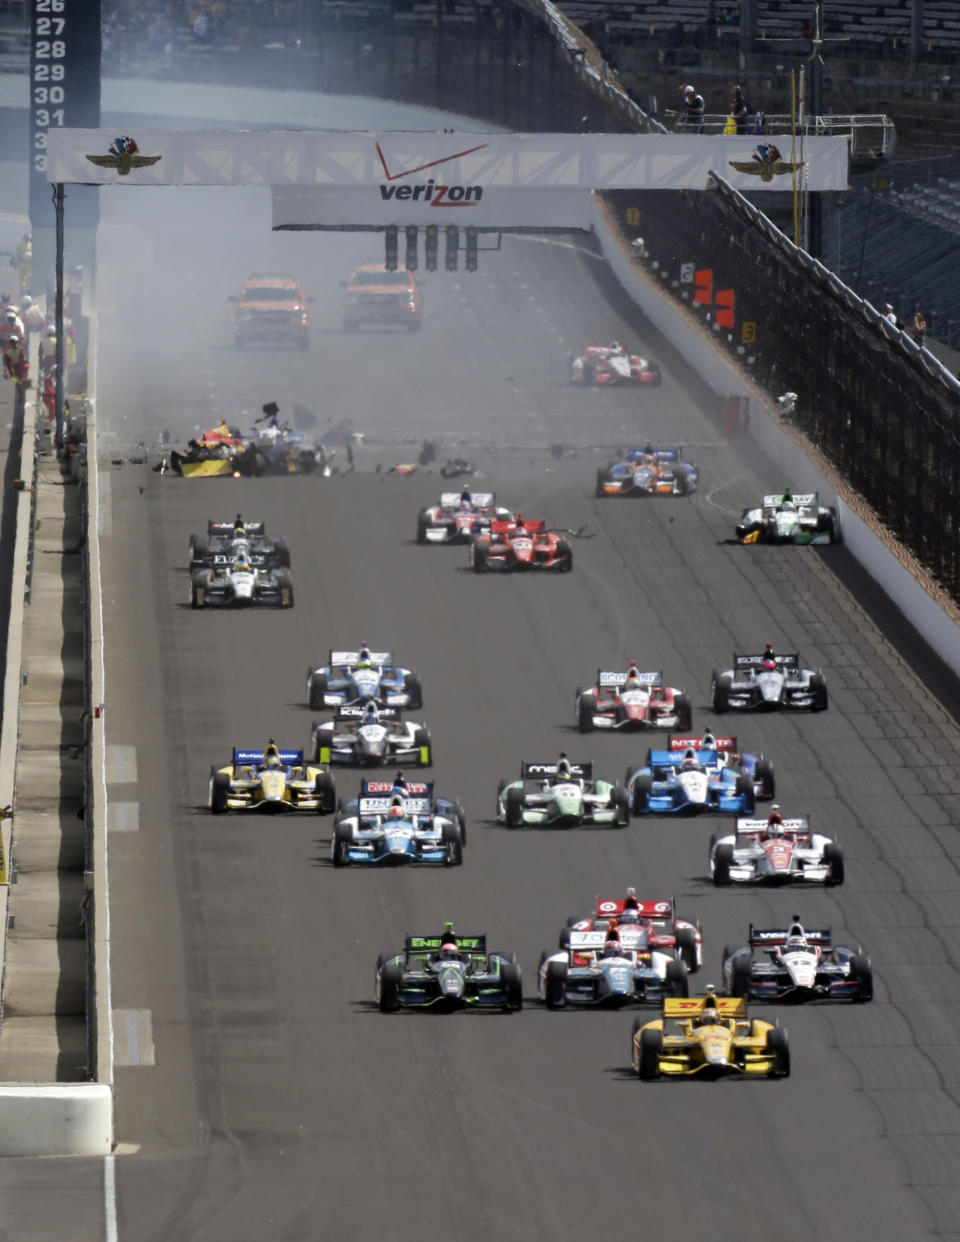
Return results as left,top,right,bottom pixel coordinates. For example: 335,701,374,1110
569,341,661,387
595,447,698,498
712,646,828,712
190,548,294,608
625,732,774,816
632,988,790,1079
208,741,335,814
576,662,691,732
189,516,290,570
538,924,688,1009
469,517,572,573
330,784,462,866
710,808,845,886
562,892,702,971
496,756,629,828
311,702,432,767
375,926,522,1012
169,421,246,478
305,645,423,712
337,775,467,845
737,489,841,544
722,917,872,1002
416,490,510,545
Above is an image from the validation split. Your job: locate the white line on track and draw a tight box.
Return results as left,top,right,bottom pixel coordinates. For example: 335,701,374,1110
704,477,748,518
104,1153,118,1242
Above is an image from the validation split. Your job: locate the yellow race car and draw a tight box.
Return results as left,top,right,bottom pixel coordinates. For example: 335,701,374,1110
632,989,789,1079
209,741,335,814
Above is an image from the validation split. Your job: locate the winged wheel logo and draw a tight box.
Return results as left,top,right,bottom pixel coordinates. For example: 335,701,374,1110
86,136,161,176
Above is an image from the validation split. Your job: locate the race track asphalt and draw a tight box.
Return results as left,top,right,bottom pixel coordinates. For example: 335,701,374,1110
2,163,960,1242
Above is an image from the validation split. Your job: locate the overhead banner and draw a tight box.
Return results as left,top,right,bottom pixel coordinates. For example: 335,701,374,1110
46,131,849,202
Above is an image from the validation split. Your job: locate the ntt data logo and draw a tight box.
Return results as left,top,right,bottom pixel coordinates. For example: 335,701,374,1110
375,140,487,207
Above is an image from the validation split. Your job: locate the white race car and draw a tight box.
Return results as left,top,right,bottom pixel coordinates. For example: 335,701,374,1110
709,811,844,886
311,704,432,767
538,926,688,1009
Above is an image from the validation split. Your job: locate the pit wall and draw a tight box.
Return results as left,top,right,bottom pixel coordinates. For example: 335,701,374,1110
590,192,960,675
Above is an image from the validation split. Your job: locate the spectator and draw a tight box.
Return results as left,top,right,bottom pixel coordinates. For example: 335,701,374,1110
732,84,751,134
883,303,898,327
911,311,926,347
681,84,706,133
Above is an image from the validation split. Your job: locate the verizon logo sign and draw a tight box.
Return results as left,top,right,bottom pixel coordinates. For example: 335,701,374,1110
378,181,482,206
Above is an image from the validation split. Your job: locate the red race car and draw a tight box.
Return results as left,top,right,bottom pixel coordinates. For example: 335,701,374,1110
561,891,703,971
569,341,661,387
469,517,573,573
575,661,692,732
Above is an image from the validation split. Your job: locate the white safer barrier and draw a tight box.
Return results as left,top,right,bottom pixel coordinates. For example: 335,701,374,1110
590,192,960,676
0,1083,112,1156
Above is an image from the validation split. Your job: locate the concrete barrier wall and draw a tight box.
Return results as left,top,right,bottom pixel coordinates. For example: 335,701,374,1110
0,1083,112,1156
590,193,960,676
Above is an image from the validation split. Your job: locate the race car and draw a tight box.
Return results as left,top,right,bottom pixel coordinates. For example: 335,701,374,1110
330,786,462,866
311,703,432,767
189,516,290,570
190,552,294,608
722,917,872,1002
569,342,661,386
709,809,844,886
711,646,828,712
538,926,688,1009
416,490,511,544
305,646,423,712
576,662,691,732
469,517,572,573
632,987,790,1079
208,741,335,814
496,756,629,828
737,489,841,544
595,447,698,498
625,732,774,816
561,891,703,971
376,927,522,1012
337,775,467,845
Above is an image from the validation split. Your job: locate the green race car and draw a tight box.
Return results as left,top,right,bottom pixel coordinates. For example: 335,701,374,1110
496,755,630,828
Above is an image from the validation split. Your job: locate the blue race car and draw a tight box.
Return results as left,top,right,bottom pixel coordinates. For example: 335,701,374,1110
625,731,773,816
306,644,423,711
596,446,699,498
331,776,468,867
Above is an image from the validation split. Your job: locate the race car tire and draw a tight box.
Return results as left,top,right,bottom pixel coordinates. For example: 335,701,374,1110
272,539,291,569
713,843,734,886
500,960,523,1012
736,773,756,814
312,724,333,763
314,771,337,814
674,693,693,731
823,841,845,886
674,467,690,496
629,772,652,815
675,927,699,973
544,960,568,1009
275,568,294,608
558,927,573,950
190,534,210,565
403,674,424,711
451,799,467,847
413,727,433,767
577,693,597,733
595,468,608,498
505,787,525,828
755,757,776,799
308,672,328,711
765,1026,791,1078
827,513,842,543
850,954,873,1002
712,672,731,713
665,959,689,998
611,784,630,827
332,822,353,867
378,962,402,1012
729,953,753,998
556,540,573,573
810,673,829,711
638,1028,663,1080
471,538,490,573
209,770,231,814
190,581,206,610
416,512,430,544
441,821,463,866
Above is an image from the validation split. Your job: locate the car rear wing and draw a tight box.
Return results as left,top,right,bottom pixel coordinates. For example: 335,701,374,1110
335,704,401,722
359,795,432,815
329,650,393,668
595,897,675,921
405,934,486,956
736,816,809,836
626,447,680,463
663,995,747,1019
597,670,661,687
233,747,303,766
749,925,831,948
490,519,545,535
439,491,494,508
568,928,648,953
733,652,800,671
761,493,818,508
208,520,265,537
668,734,737,753
211,551,269,567
523,760,593,781
361,779,432,797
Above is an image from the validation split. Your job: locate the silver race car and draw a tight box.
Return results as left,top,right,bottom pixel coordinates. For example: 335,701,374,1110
711,646,827,712
331,787,462,866
311,703,432,767
709,810,844,886
538,927,688,1009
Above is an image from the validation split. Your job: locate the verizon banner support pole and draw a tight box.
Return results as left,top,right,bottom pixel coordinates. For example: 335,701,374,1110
54,182,64,452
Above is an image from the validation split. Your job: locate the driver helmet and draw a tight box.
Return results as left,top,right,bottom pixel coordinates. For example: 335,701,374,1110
624,888,639,910
762,653,777,671
459,490,473,510
698,1005,720,1026
439,944,459,960
556,755,573,779
780,488,795,511
364,701,379,722
388,799,405,820
767,808,785,837
608,340,624,354
262,741,282,768
785,919,807,950
602,940,621,958
625,662,642,684
681,747,700,771
702,730,717,749
619,908,640,925
356,643,373,668
642,443,656,460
